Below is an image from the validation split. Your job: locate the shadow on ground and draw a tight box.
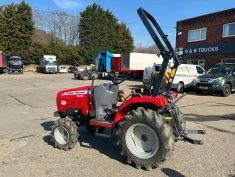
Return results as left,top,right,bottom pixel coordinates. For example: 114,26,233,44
78,127,127,165
161,168,185,177
185,113,235,122
41,121,54,146
40,121,127,165
41,121,54,131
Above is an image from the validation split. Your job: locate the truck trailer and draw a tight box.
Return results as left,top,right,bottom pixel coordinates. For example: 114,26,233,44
74,51,163,80
39,55,57,74
112,52,163,78
0,51,7,73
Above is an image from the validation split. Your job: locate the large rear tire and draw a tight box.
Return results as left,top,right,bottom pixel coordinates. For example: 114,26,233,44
51,118,78,150
116,108,174,170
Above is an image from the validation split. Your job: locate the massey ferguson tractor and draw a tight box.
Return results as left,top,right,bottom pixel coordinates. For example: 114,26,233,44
51,8,205,170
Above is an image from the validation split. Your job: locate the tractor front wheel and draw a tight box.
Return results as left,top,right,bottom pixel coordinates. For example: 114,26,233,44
116,108,174,170
51,118,78,150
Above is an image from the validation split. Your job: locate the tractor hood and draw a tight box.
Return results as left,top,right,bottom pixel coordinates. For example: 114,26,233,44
56,86,95,116
57,86,94,97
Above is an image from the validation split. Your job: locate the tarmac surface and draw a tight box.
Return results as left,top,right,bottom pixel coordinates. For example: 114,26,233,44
0,73,235,177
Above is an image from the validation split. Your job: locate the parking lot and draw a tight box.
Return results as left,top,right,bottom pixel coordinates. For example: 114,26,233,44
0,73,235,177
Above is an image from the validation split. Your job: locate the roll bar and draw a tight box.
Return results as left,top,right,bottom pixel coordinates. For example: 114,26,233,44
137,8,180,96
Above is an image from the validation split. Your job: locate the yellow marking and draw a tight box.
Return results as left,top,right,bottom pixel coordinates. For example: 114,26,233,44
164,72,170,78
121,97,125,102
141,88,144,93
164,116,173,120
170,68,176,77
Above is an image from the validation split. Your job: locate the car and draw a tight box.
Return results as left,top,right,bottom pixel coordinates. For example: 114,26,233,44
143,64,205,92
68,66,78,73
194,64,235,96
58,65,68,73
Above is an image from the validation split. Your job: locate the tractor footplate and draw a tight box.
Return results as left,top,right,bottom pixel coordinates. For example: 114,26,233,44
89,118,113,128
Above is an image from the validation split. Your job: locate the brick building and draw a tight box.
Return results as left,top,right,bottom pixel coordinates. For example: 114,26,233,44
176,8,235,70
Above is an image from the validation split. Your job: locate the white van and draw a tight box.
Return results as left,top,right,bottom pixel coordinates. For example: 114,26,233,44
143,64,205,92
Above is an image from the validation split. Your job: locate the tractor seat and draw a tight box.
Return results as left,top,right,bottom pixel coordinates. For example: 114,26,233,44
93,83,119,119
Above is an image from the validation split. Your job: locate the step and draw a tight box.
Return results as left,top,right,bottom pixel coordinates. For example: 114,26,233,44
89,118,113,128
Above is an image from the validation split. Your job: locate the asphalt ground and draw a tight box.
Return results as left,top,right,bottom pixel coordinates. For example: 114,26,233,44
0,73,234,177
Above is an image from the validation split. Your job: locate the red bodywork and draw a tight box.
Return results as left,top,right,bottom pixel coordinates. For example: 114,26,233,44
56,86,169,127
113,95,168,125
0,52,7,68
57,86,94,116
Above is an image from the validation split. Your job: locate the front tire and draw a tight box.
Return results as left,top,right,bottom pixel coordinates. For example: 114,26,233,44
116,108,174,170
176,82,184,93
221,83,231,97
51,118,78,150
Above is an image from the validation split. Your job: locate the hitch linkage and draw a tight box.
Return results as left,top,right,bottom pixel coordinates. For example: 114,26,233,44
177,130,206,145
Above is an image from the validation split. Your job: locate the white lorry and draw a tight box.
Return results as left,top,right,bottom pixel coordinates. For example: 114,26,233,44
143,64,205,92
39,55,57,74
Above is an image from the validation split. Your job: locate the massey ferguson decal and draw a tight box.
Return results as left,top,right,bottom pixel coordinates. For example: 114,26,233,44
63,90,91,96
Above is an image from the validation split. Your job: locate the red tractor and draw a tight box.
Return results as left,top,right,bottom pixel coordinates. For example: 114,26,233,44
51,8,205,170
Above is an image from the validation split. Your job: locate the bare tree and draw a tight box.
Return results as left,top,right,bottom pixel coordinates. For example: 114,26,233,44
33,10,79,45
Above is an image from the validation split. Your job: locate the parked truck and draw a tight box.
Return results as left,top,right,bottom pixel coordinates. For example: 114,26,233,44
39,55,57,74
8,54,23,74
74,52,112,80
74,51,163,80
112,52,163,78
0,51,7,73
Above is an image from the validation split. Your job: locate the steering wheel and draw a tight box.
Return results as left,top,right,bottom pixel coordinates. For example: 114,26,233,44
111,75,126,85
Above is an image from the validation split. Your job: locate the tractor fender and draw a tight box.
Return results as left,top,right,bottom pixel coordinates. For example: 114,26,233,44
114,95,168,125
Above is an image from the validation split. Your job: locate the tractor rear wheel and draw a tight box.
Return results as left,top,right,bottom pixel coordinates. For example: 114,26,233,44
116,108,174,170
51,118,78,150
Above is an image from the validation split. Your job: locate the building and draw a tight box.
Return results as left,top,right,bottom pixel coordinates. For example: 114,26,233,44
176,8,235,70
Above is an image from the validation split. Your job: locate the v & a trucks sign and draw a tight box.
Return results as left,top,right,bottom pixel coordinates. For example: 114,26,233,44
182,42,235,56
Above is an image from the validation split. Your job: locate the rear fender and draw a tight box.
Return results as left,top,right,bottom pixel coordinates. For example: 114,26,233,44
114,95,168,125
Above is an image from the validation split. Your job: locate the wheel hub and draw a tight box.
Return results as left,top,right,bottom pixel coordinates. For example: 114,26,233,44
125,123,160,159
141,135,148,142
54,126,70,145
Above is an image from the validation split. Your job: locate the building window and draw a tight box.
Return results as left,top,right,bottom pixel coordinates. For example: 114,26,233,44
223,22,235,37
221,58,235,63
187,59,205,68
188,28,207,42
